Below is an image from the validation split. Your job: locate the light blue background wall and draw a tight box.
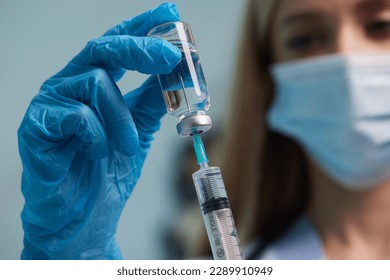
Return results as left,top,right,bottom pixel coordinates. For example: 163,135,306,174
0,0,245,259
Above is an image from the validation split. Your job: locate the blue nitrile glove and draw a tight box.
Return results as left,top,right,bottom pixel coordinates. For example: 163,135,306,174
17,2,181,260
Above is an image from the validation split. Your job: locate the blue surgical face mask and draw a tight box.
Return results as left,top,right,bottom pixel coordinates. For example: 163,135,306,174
267,53,390,190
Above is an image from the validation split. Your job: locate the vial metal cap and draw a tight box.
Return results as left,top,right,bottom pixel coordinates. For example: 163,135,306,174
177,115,212,136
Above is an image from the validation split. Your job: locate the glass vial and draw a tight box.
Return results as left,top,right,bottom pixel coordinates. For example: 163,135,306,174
147,21,212,136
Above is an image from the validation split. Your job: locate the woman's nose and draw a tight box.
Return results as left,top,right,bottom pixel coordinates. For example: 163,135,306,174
333,22,371,53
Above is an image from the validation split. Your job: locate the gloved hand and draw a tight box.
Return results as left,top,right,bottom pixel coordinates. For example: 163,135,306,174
18,2,182,259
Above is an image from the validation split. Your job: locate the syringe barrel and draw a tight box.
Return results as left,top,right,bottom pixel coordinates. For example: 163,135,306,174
192,166,244,260
192,167,228,206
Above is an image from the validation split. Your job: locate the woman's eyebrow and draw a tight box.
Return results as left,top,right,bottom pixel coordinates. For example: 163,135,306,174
354,0,390,19
355,0,390,13
281,11,326,28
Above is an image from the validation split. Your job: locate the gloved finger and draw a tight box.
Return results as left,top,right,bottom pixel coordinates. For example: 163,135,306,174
71,35,181,76
66,2,180,81
48,67,140,156
123,76,166,149
18,86,108,180
104,2,180,37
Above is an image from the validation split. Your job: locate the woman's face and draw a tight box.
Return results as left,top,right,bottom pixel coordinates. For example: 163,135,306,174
271,0,390,62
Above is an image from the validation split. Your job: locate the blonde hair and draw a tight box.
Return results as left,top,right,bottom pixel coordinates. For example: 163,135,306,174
218,0,310,258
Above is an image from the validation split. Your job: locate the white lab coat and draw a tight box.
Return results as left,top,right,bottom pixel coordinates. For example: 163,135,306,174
248,216,326,260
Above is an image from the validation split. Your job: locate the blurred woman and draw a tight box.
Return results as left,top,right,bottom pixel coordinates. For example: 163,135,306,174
221,0,390,259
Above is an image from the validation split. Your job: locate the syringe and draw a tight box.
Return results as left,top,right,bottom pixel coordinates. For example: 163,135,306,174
148,21,243,259
192,134,244,260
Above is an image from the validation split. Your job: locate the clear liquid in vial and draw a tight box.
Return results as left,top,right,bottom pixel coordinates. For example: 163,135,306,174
158,46,210,119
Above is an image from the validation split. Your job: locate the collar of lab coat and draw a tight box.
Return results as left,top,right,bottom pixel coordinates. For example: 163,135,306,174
248,215,325,260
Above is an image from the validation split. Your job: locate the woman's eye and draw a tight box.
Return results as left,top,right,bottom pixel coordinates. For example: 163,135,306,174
285,33,324,51
366,20,390,38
